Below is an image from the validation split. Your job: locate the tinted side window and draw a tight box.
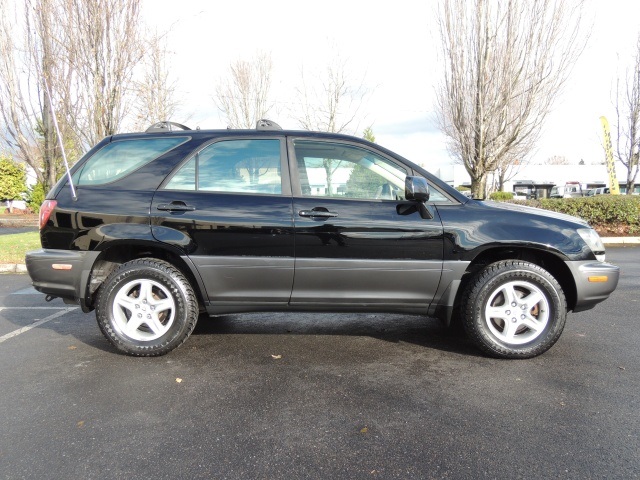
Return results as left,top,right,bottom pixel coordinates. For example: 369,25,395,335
74,137,187,186
165,139,282,194
293,140,407,200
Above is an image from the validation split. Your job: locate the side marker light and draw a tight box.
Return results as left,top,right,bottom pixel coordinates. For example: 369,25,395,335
588,276,608,283
52,264,73,270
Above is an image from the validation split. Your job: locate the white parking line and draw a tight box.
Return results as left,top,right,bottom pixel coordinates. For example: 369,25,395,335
0,307,72,310
0,307,77,344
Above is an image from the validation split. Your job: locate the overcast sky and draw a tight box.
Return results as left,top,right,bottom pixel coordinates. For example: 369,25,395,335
141,0,640,171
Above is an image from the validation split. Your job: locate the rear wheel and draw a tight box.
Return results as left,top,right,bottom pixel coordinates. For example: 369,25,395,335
96,258,198,356
460,260,567,359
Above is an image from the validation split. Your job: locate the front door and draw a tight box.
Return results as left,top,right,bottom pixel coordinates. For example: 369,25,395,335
288,138,444,310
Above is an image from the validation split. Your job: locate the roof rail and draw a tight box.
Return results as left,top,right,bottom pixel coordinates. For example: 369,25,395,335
145,121,191,133
256,119,282,131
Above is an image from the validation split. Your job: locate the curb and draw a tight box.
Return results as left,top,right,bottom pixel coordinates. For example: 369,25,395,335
601,237,640,245
0,264,28,274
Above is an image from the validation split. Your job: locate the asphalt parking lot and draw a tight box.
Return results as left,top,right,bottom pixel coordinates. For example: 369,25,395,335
0,247,638,479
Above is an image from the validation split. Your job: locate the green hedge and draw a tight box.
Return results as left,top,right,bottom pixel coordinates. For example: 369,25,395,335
489,191,514,201
506,196,640,234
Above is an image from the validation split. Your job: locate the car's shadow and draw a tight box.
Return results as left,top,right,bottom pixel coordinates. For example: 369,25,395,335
1,287,478,357
191,312,479,357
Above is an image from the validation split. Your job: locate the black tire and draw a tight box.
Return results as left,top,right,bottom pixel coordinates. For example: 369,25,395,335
96,258,198,356
460,260,567,359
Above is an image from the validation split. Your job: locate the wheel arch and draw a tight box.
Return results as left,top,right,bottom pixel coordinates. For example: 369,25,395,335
84,241,207,311
453,246,577,317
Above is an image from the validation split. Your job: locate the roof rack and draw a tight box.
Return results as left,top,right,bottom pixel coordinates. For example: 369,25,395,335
256,119,282,131
145,121,192,133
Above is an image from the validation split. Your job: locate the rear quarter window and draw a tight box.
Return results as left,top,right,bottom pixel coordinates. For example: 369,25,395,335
73,137,188,186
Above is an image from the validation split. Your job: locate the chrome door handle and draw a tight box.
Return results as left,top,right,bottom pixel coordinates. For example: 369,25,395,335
298,209,338,218
157,202,196,212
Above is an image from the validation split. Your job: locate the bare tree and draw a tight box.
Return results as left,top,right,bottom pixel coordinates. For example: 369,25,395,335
293,55,369,195
492,155,524,193
435,0,586,198
613,33,640,195
131,32,182,131
293,55,367,135
214,52,273,129
0,0,79,190
67,0,146,147
0,0,152,189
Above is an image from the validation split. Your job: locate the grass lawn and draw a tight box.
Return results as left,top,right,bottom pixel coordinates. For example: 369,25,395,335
0,231,41,264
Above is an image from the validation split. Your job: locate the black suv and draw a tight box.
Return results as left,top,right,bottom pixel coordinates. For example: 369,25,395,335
26,121,620,358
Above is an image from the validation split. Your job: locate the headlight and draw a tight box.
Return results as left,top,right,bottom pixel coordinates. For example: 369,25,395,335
577,228,605,262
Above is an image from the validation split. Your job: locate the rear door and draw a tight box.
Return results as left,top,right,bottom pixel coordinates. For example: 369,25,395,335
150,137,295,308
288,138,444,310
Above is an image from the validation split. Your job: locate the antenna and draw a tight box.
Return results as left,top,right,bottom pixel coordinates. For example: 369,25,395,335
43,77,77,201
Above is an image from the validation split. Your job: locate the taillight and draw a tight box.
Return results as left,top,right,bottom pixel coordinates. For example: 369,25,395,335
39,200,57,229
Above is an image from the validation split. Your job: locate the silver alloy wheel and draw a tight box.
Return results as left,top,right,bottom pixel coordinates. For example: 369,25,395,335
112,278,176,341
484,280,550,345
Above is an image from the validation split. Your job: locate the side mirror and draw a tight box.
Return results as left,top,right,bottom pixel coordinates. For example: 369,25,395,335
405,176,430,202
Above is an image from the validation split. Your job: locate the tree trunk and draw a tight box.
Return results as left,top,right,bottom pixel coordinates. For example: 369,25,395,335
324,160,333,196
471,174,487,199
627,154,638,194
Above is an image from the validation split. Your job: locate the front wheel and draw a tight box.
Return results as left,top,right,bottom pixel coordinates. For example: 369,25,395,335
460,260,567,359
96,259,198,356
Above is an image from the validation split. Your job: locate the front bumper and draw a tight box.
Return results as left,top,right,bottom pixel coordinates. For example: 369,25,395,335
25,249,100,312
566,261,620,312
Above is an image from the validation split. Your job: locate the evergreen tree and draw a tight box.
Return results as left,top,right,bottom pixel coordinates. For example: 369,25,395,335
0,157,27,212
363,126,376,143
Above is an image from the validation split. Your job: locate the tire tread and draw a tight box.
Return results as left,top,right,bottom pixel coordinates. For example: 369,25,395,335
460,260,567,359
96,258,198,357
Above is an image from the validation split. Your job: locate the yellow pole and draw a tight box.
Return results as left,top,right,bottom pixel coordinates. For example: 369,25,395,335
599,116,621,195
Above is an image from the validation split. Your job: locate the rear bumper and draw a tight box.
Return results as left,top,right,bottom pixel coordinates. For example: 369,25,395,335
567,261,620,312
25,249,100,312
